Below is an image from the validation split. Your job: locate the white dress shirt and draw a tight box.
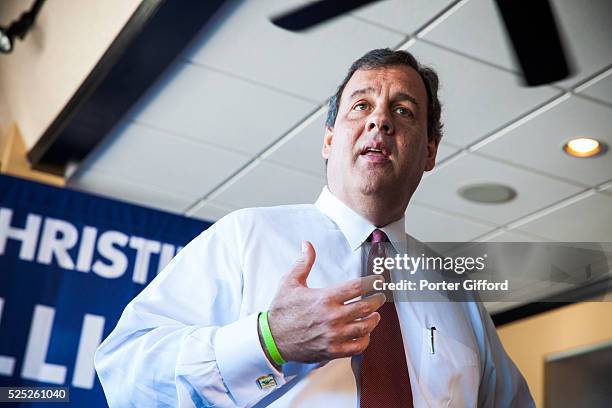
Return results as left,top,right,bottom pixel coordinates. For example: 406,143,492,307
95,187,534,407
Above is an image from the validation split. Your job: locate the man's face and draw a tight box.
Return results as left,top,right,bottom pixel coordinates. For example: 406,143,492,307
322,65,438,208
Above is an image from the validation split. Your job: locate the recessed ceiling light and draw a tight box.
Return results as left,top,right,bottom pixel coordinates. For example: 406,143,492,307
563,137,606,158
458,183,517,204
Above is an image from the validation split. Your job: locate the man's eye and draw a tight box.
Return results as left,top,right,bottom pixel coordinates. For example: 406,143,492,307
395,106,412,116
353,102,368,111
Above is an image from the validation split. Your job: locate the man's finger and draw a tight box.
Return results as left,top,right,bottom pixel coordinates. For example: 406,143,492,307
342,293,386,321
286,241,316,286
329,274,385,303
339,311,381,340
340,335,371,357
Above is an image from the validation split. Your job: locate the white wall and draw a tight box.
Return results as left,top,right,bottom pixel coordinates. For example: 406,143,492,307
0,0,143,149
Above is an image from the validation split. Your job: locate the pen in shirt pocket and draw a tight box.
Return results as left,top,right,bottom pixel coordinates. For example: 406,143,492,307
430,326,436,354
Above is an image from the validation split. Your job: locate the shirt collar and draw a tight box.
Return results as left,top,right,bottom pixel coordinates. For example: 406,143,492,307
314,186,406,253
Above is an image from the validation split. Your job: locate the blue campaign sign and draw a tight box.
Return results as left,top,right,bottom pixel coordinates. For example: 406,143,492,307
0,174,211,406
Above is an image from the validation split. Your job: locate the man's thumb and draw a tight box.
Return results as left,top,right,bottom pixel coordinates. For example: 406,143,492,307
289,241,316,285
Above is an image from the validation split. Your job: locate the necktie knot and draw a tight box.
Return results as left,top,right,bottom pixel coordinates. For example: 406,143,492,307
369,229,388,245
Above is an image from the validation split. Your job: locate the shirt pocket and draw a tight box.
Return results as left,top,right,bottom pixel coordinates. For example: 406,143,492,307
417,327,480,407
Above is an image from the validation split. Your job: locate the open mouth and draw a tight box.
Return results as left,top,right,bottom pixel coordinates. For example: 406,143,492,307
360,146,390,162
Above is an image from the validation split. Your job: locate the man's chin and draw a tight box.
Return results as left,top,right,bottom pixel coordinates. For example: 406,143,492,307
358,178,393,197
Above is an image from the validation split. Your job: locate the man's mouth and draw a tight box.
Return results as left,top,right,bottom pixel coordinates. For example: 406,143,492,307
360,145,391,162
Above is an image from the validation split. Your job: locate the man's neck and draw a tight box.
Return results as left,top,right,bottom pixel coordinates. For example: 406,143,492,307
328,185,406,227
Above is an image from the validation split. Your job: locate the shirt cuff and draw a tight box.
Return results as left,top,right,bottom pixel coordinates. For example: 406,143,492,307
214,313,286,406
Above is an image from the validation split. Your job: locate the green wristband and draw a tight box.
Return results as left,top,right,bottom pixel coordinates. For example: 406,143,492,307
259,311,287,366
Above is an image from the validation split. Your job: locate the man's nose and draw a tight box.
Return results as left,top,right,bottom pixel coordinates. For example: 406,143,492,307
366,109,393,135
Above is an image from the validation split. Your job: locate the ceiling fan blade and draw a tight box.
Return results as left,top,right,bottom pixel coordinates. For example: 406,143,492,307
495,0,572,86
271,0,384,31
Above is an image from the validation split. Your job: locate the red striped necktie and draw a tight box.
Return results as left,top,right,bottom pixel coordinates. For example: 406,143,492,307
360,229,413,407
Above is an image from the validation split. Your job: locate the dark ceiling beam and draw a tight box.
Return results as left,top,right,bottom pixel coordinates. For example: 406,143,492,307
492,277,611,326
27,0,227,175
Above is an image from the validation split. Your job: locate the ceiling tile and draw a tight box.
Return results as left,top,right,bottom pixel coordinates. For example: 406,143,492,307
189,200,236,222
600,180,612,195
480,229,552,242
578,69,612,106
407,41,560,147
435,140,460,163
74,120,250,200
549,0,612,88
516,191,612,241
264,109,327,178
69,168,192,214
405,203,494,242
183,0,405,102
212,160,325,208
127,62,316,155
421,0,516,71
476,95,612,187
421,0,612,88
411,153,583,225
352,0,455,35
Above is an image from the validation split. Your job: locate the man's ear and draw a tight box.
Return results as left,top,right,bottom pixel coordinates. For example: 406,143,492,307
322,126,333,159
424,137,439,172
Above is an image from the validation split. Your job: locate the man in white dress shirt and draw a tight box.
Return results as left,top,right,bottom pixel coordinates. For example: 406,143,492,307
95,49,534,407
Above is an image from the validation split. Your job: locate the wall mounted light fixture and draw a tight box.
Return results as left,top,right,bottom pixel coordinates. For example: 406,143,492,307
0,0,46,54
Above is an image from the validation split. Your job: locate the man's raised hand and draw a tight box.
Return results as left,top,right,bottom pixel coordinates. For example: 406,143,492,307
264,241,386,364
